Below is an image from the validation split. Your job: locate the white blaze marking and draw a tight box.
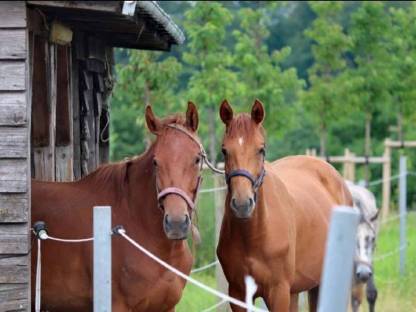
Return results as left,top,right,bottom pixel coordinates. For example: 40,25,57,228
238,137,244,146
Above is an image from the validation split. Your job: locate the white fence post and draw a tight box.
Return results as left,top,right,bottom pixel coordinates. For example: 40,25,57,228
94,206,112,312
399,156,407,275
318,206,360,312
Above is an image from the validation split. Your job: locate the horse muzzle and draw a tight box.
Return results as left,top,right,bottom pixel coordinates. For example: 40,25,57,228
230,196,255,218
356,263,372,283
163,214,190,240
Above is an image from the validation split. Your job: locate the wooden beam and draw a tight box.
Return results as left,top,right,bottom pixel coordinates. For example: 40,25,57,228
71,37,81,180
384,140,416,148
26,1,121,13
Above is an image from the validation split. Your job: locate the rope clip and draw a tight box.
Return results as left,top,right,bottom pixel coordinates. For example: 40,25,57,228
33,221,48,240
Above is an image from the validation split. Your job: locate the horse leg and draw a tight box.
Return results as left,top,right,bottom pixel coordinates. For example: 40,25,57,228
228,285,246,312
307,286,319,312
366,275,378,312
264,283,291,312
351,283,364,312
290,293,299,312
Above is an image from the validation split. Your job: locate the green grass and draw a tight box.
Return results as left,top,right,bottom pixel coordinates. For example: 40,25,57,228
176,273,217,312
363,211,416,312
178,205,416,311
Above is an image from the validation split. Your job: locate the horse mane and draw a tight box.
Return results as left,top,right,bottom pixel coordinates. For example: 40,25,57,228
85,113,188,185
226,113,265,139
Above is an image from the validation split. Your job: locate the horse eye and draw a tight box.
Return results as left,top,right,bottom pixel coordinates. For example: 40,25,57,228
259,147,266,156
221,148,227,156
153,159,158,167
195,156,201,165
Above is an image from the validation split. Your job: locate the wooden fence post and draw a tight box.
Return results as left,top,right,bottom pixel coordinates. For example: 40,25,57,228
399,156,407,275
318,206,360,312
381,140,392,221
93,206,112,312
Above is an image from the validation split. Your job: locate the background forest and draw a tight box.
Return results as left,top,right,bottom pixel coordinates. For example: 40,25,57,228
111,1,416,205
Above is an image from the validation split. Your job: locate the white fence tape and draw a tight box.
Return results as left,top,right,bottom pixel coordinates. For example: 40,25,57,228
191,260,219,274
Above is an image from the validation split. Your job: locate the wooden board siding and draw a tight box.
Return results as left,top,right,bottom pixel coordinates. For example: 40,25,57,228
0,2,30,311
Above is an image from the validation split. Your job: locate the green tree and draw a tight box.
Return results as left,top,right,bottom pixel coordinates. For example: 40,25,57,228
233,5,303,141
348,2,392,158
388,4,416,141
302,1,351,156
183,2,238,163
111,50,182,160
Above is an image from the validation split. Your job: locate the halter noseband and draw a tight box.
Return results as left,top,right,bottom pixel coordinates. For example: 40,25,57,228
155,124,204,213
225,167,266,201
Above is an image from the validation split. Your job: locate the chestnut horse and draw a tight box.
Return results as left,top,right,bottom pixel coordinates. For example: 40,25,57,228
216,100,353,312
31,103,203,311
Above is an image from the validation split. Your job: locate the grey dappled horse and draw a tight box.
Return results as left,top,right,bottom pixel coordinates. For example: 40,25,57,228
346,181,379,312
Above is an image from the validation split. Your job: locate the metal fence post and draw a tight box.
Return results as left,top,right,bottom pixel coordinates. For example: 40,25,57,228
399,156,407,275
318,206,360,312
94,206,112,312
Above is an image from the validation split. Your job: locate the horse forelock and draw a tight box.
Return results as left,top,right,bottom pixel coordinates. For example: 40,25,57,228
225,113,265,140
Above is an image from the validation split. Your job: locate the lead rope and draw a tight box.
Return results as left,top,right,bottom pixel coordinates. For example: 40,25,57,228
166,124,225,175
35,239,41,312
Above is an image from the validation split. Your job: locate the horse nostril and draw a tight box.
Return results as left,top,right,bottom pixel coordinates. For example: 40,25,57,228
248,197,254,207
231,198,237,208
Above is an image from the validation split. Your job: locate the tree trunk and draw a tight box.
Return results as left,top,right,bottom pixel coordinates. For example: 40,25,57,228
143,81,152,148
397,110,403,142
364,112,372,184
207,106,217,164
319,125,327,157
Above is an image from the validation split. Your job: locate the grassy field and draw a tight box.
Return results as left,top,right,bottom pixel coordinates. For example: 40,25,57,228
176,208,416,311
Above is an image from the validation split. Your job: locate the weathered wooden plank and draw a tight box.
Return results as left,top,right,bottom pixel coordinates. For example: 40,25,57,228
0,159,27,193
0,264,28,283
0,235,28,254
0,92,27,126
0,284,29,311
31,36,49,146
0,29,26,60
32,147,55,181
0,1,26,28
0,193,28,223
0,61,26,91
88,36,106,60
55,145,74,182
0,127,27,158
56,45,71,146
71,45,81,180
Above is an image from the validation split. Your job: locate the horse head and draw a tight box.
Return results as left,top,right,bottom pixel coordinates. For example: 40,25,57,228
145,102,202,240
355,204,379,283
219,99,266,218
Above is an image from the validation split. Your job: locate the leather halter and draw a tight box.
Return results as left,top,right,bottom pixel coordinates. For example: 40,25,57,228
155,124,204,213
225,167,266,201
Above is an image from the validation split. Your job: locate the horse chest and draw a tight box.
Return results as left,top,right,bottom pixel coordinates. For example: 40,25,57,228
117,252,190,311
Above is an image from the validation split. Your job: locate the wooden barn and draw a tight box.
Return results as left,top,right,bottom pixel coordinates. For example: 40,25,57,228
0,1,184,310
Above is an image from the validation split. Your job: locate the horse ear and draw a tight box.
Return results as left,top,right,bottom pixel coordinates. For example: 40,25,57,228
145,105,161,134
186,101,199,132
220,99,233,126
251,99,265,125
370,210,379,222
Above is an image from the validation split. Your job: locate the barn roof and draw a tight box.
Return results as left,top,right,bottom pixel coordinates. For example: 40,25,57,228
26,1,185,51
